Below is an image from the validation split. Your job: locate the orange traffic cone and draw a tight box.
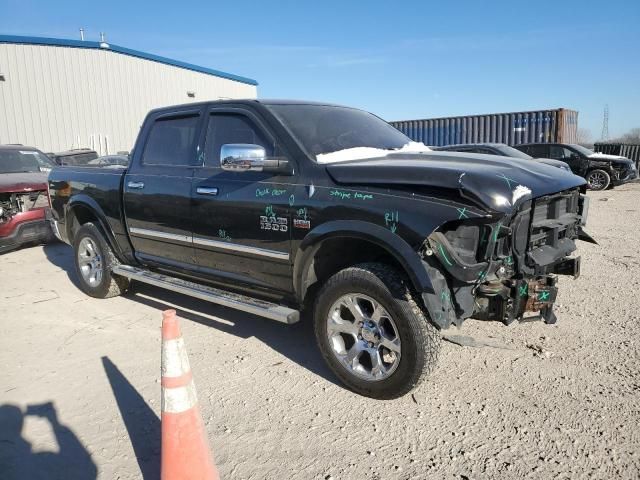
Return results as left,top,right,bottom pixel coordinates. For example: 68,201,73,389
161,309,220,480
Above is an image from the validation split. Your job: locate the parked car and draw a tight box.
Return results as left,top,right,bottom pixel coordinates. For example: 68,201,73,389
49,149,98,166
433,143,572,171
48,100,593,399
88,155,129,168
515,143,638,190
0,145,54,253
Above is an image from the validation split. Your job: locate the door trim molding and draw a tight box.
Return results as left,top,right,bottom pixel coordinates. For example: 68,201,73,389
192,236,289,260
128,227,289,260
129,227,191,244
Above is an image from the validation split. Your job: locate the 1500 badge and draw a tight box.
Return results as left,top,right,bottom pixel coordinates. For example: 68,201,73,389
260,216,288,232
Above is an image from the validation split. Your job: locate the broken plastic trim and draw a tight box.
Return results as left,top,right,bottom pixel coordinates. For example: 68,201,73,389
426,231,488,283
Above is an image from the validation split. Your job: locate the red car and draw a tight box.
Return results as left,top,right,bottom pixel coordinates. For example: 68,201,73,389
0,145,55,253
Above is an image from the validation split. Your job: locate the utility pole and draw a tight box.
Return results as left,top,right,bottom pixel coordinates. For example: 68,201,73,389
601,104,610,141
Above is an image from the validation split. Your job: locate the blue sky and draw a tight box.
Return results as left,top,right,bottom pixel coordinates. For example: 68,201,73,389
2,0,639,138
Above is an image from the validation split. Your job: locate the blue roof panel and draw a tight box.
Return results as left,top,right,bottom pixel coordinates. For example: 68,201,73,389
0,34,258,86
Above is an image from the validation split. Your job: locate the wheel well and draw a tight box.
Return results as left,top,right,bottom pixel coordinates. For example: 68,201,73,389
68,205,98,241
301,237,408,306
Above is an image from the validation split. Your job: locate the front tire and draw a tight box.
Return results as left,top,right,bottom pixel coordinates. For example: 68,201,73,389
73,222,129,298
314,263,441,399
586,169,611,190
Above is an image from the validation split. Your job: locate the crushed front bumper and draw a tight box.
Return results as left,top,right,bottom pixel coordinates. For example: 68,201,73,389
0,209,52,254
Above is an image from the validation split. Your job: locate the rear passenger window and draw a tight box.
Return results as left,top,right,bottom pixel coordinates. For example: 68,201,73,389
549,146,565,160
528,145,548,158
142,115,200,166
204,113,273,167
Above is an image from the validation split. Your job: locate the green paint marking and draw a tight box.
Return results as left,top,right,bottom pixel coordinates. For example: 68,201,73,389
478,270,487,282
519,284,528,297
271,188,287,196
480,229,487,245
353,192,374,200
256,187,271,197
329,189,352,200
288,194,295,207
505,256,513,265
497,173,517,188
457,207,469,219
440,290,451,303
217,229,231,242
437,243,454,267
296,207,308,220
265,205,275,219
493,222,502,242
538,291,550,301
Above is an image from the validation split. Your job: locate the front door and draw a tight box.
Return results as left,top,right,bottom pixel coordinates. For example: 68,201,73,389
124,108,203,268
191,107,294,295
549,145,587,176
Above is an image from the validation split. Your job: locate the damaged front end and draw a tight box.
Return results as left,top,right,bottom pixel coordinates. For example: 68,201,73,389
0,190,49,222
421,187,593,328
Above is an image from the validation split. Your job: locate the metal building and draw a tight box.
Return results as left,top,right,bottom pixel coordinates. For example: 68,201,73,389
0,35,258,155
390,108,578,147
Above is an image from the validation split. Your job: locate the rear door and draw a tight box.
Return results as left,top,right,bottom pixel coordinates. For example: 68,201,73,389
526,144,550,158
124,107,204,269
191,106,295,295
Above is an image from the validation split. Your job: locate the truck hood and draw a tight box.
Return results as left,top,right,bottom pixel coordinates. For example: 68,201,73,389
325,151,586,214
0,172,49,193
535,158,571,170
588,152,628,161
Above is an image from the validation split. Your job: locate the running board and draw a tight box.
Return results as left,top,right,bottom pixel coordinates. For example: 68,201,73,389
112,265,299,324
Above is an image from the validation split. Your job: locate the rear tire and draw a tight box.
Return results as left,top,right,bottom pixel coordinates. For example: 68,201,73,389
73,222,129,298
313,262,441,399
586,169,610,190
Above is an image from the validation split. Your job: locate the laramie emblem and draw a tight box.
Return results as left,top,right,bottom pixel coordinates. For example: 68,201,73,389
260,216,288,232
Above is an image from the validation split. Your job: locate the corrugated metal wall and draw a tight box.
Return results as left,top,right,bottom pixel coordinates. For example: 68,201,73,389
390,109,578,147
0,43,257,154
594,142,640,169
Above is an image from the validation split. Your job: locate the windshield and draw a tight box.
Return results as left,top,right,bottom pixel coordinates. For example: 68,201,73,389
495,145,532,160
0,149,55,174
266,104,413,160
569,144,594,156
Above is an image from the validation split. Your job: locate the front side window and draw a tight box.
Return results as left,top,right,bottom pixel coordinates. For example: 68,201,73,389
266,104,412,160
142,115,200,166
549,145,575,160
204,113,273,167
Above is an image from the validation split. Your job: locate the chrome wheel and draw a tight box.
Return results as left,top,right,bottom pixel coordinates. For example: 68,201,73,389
588,171,607,190
77,237,103,287
326,294,401,381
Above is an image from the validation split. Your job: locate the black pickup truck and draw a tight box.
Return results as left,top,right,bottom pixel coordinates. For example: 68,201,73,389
49,100,593,399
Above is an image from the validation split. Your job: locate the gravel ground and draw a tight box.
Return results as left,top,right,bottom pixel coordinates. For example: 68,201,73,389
1,182,639,479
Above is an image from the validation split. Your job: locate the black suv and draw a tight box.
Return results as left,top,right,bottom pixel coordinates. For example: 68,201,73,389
515,143,637,190
433,143,572,171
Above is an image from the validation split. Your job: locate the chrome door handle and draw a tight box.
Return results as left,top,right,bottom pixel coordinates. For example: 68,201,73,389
196,187,219,196
127,181,145,189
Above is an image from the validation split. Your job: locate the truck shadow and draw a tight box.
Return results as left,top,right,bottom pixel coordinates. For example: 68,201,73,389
129,282,339,387
43,242,340,388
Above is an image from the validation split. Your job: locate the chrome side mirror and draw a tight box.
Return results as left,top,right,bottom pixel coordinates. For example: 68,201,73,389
220,144,266,172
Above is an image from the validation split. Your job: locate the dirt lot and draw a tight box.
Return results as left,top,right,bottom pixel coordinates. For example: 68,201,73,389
1,183,640,480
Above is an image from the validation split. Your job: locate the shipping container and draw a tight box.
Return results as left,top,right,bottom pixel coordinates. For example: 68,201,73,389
390,108,578,147
593,143,640,169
